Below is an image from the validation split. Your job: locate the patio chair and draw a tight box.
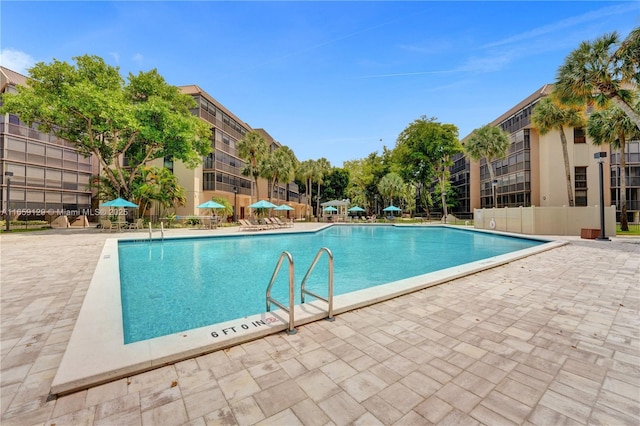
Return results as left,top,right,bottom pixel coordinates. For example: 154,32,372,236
127,218,144,230
100,219,115,232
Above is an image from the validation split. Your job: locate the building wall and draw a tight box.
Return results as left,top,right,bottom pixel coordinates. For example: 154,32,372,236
537,128,611,208
1,68,93,219
175,85,305,220
460,84,638,223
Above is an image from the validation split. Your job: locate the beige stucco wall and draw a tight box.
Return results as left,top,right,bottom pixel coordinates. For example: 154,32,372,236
474,205,616,237
537,128,611,208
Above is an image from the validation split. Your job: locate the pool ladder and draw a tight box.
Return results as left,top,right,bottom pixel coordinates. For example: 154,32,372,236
265,247,334,335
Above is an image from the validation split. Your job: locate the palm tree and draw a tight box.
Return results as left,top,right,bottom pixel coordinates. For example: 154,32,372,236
314,158,331,216
262,146,296,203
555,30,640,130
464,124,511,207
531,95,586,207
587,102,640,231
297,159,316,218
237,131,268,203
377,172,404,207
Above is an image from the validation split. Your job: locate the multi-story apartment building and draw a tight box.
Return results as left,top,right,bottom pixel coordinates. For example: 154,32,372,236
457,84,639,223
177,85,306,220
1,68,306,225
1,67,93,219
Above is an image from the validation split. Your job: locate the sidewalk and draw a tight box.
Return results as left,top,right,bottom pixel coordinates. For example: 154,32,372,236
1,226,638,425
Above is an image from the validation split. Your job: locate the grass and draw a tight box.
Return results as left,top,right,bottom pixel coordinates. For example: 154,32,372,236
616,224,640,236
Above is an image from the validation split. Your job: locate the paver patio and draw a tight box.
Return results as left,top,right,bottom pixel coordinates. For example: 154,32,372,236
1,225,638,425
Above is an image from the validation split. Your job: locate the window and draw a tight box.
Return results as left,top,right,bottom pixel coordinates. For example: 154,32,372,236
574,127,586,144
575,166,588,206
203,172,215,190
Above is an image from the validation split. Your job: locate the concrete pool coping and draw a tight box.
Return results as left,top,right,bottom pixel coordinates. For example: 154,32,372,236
50,225,566,395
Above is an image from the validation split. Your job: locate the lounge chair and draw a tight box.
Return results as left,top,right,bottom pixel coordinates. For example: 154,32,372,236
273,217,293,228
238,219,262,231
263,217,282,228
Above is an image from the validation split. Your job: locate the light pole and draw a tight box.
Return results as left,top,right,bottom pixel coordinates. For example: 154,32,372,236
492,179,498,208
233,186,238,222
594,152,610,241
4,171,13,232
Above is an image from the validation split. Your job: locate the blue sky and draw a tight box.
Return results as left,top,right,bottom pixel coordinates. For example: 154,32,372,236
1,1,638,167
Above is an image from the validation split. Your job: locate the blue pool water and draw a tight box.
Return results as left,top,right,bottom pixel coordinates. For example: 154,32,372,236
119,226,543,343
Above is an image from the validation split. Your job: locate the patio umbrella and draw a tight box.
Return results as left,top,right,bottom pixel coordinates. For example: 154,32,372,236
100,197,138,226
197,200,225,209
274,204,294,211
248,200,278,209
348,206,365,212
323,206,338,213
100,197,138,208
382,205,401,212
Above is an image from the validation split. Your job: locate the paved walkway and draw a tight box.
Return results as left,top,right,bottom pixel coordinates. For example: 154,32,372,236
1,225,638,425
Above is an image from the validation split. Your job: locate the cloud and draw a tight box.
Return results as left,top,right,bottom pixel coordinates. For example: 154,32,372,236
0,49,36,74
109,52,120,63
483,3,638,49
132,53,144,64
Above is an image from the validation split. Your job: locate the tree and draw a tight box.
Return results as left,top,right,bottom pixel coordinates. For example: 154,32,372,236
261,146,296,203
343,159,369,209
237,130,269,203
464,124,510,208
126,165,186,219
394,116,461,219
314,158,332,215
0,55,212,200
211,196,233,221
322,168,350,201
296,159,316,218
555,29,640,130
587,101,640,231
531,94,586,207
360,152,389,214
377,172,404,207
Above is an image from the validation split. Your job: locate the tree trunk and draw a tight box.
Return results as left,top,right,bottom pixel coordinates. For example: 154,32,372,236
253,177,259,203
619,136,628,231
440,177,448,222
558,127,575,207
486,160,498,208
611,95,640,131
316,182,321,218
307,177,312,219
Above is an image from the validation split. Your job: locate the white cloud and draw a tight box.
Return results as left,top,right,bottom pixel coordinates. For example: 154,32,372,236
109,52,120,63
0,48,36,74
483,3,638,49
132,53,144,64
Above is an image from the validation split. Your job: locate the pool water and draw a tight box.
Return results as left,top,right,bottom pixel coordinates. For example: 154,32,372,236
119,226,543,343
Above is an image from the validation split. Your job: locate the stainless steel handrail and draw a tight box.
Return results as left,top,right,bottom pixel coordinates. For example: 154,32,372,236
265,251,297,334
300,247,334,321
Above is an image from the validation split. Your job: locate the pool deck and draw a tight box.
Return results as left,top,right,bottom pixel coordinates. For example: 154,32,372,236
1,224,639,425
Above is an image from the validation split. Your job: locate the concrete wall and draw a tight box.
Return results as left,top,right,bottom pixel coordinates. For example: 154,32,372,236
474,205,616,237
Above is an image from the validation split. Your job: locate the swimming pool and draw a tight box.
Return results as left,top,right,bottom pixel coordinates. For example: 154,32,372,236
52,224,564,395
119,226,543,343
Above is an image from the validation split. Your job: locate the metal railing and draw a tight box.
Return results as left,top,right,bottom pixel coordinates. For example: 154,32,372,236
265,252,296,334
300,248,335,322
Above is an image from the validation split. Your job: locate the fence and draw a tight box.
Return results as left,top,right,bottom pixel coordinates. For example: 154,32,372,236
474,205,616,237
